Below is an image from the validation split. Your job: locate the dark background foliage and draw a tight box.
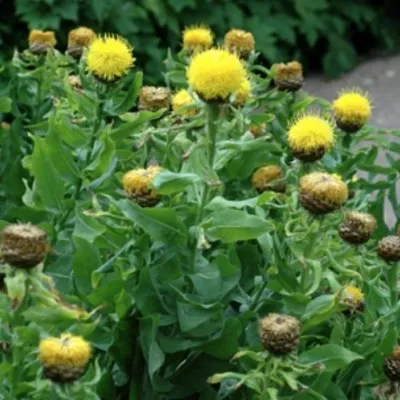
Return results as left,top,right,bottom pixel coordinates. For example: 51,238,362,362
4,0,400,83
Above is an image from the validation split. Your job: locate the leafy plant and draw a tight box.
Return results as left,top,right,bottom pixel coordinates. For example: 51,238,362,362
0,24,399,400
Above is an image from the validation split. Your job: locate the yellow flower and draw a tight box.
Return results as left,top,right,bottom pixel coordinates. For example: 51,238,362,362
187,48,246,102
68,27,96,47
288,114,334,162
333,88,372,133
39,334,92,382
28,30,56,54
182,25,213,52
234,78,251,106
224,29,255,58
87,34,134,82
172,89,197,116
342,285,364,304
299,172,348,214
39,334,91,368
273,61,303,91
122,166,162,207
252,165,285,193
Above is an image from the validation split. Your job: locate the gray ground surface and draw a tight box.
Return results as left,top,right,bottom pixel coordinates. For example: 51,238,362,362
306,55,400,228
306,54,400,129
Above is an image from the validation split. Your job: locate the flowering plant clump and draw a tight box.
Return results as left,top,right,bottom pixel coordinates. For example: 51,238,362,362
0,22,399,400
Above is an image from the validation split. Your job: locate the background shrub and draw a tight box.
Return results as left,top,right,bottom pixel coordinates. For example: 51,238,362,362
4,0,400,81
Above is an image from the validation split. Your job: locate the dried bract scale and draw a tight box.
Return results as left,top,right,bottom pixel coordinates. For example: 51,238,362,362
339,211,377,245
67,26,96,58
377,236,400,262
384,347,400,382
252,165,286,193
122,166,163,207
224,29,255,58
139,86,171,111
249,123,266,138
28,30,56,55
299,172,348,215
273,61,303,91
68,75,83,92
1,223,48,268
259,313,301,355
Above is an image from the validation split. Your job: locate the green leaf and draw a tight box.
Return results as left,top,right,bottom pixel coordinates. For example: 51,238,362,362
177,301,221,333
300,344,363,372
140,315,165,381
203,209,273,243
72,237,101,295
73,210,107,243
111,109,166,141
86,130,116,180
112,71,143,115
301,295,339,331
30,137,66,213
206,196,258,211
114,199,188,245
201,319,241,359
0,96,12,113
152,171,201,195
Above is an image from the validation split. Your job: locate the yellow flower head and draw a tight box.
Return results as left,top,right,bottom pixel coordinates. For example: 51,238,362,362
300,172,348,214
68,26,96,47
122,166,162,207
172,89,197,116
39,334,91,368
342,285,364,308
224,29,255,58
234,78,251,106
87,34,134,82
273,61,303,91
182,25,213,52
138,86,170,112
252,165,285,193
187,48,247,102
28,30,57,47
333,88,372,133
288,114,334,161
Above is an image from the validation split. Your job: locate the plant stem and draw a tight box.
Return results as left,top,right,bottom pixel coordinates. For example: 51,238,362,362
387,263,398,306
189,103,220,271
53,97,104,241
73,100,103,200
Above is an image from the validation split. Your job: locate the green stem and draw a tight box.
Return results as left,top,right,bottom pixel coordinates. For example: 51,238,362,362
197,103,219,220
341,132,353,167
73,101,103,200
53,98,104,241
189,103,220,271
249,280,268,311
387,263,398,306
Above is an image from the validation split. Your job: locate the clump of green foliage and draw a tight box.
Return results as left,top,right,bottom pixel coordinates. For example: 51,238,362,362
3,0,400,81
